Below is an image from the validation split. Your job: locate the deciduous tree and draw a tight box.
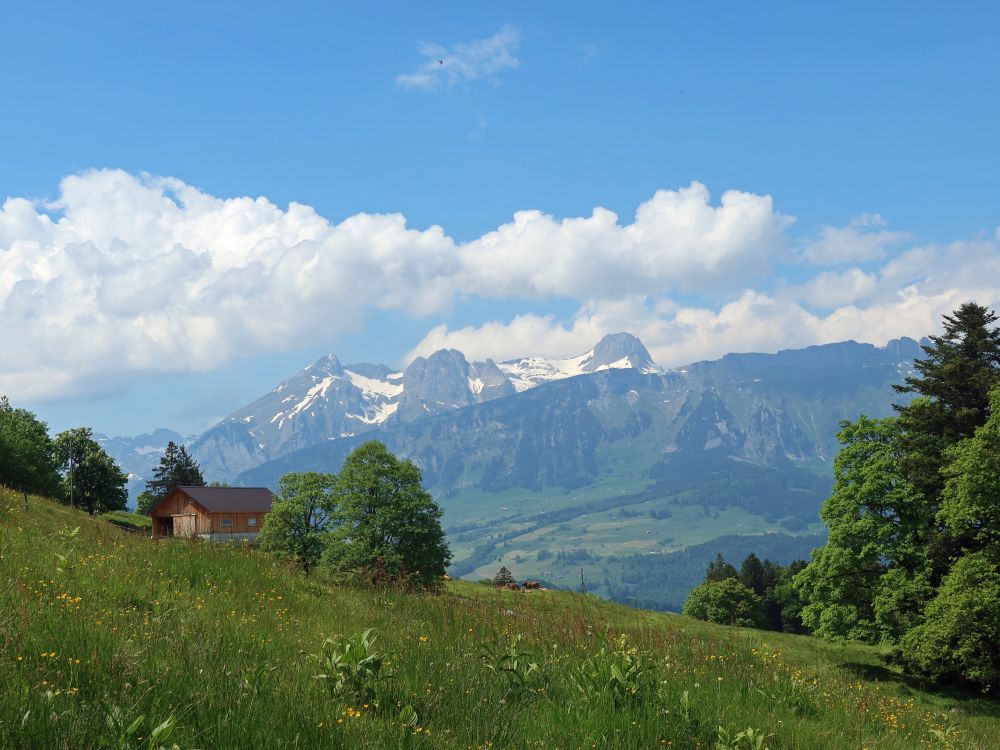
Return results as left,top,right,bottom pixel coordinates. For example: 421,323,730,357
683,578,762,627
259,472,338,574
326,441,451,588
0,396,59,496
52,428,128,514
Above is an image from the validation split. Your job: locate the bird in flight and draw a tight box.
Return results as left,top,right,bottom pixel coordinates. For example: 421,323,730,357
438,59,444,65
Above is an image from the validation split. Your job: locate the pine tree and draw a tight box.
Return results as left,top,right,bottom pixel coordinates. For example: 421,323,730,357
143,441,206,512
894,302,1000,438
891,302,1000,577
739,553,766,596
704,553,738,583
893,302,1000,500
494,566,515,586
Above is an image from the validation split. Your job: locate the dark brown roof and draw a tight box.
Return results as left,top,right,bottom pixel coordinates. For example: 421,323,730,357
174,486,273,513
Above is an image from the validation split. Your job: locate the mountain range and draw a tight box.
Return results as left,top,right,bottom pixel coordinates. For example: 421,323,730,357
189,332,662,481
104,333,924,610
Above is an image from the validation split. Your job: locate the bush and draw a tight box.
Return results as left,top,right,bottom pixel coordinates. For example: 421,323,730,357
683,579,763,627
899,552,1000,691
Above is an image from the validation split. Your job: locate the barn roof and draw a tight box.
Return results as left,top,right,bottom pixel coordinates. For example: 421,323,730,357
174,486,273,513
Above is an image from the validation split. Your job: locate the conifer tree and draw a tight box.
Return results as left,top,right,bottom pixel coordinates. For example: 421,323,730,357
893,302,1000,499
141,441,206,513
704,553,738,583
797,303,1000,688
494,566,515,586
739,552,766,596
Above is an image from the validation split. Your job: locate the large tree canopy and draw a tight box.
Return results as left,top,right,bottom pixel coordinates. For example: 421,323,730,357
796,303,1000,690
0,396,59,496
937,384,1000,560
325,441,451,587
52,428,128,515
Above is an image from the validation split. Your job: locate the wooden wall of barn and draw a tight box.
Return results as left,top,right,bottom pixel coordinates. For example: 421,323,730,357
151,491,212,538
206,511,267,534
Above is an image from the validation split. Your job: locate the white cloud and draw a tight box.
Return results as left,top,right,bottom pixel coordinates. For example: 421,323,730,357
792,267,878,308
803,213,910,265
0,170,789,401
407,261,1000,370
3,169,998,404
396,25,521,92
455,182,791,298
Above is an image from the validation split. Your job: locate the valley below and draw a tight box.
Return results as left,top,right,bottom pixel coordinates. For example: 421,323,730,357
102,334,923,610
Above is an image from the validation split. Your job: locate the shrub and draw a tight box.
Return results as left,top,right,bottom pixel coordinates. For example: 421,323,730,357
683,579,763,627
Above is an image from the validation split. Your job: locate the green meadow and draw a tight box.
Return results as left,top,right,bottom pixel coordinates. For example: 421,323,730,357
2,489,997,749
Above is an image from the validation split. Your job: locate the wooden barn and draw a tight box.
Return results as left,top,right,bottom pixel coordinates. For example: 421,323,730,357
150,486,273,541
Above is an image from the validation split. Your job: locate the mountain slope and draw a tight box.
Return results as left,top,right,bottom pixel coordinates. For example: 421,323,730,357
235,337,923,608
190,333,661,481
5,491,996,750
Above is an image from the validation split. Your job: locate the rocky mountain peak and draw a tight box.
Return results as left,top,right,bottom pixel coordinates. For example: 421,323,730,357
587,332,659,373
397,349,476,422
303,354,344,377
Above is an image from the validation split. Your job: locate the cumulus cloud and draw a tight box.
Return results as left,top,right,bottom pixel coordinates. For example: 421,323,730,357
4,168,998,403
406,253,1000,370
396,25,521,92
792,267,879,308
803,213,910,265
0,170,788,401
456,182,791,298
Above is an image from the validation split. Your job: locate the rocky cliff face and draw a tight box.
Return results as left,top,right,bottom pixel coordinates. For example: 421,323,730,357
190,354,404,481
190,333,655,482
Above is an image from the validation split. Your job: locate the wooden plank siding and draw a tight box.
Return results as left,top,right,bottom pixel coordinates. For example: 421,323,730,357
150,487,272,540
150,490,212,538
207,511,267,535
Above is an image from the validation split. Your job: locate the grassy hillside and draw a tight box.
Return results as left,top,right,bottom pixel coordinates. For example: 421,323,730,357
2,490,998,749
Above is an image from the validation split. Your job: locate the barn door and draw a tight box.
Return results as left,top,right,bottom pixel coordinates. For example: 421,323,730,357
173,515,196,538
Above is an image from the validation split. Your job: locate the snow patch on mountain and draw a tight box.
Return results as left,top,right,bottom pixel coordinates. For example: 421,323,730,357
499,333,663,391
345,370,405,400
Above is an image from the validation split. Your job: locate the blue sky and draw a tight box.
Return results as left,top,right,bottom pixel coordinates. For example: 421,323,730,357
2,1,1000,436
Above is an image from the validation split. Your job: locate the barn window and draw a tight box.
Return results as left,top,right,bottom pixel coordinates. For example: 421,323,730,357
247,518,257,527
221,518,232,527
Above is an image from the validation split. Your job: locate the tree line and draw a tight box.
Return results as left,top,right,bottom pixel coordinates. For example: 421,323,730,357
683,302,1000,692
0,401,127,514
0,397,215,517
682,552,808,633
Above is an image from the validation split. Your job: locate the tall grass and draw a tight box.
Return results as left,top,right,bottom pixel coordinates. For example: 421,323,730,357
1,489,997,749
